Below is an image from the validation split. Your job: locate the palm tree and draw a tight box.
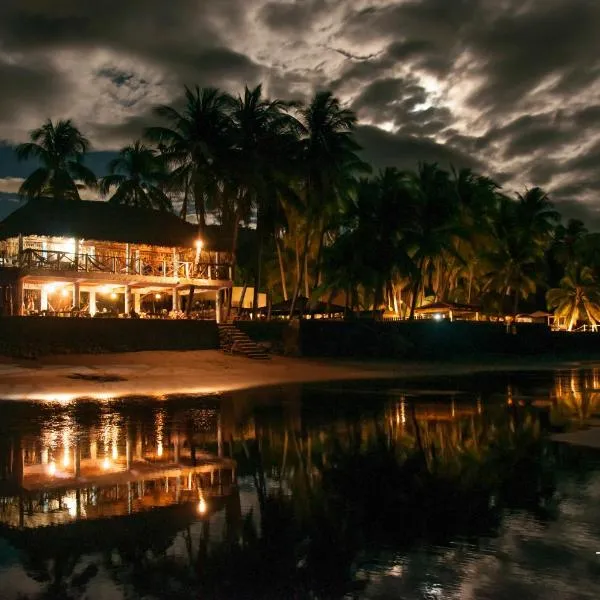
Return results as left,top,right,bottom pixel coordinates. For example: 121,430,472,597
547,264,600,331
552,219,588,266
403,162,464,318
482,196,542,315
16,119,97,200
516,187,560,245
145,86,234,229
289,91,368,317
100,141,172,211
229,84,302,315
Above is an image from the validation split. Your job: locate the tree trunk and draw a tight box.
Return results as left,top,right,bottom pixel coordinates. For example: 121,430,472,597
311,226,326,294
225,215,240,321
252,208,263,319
409,259,425,320
186,285,195,317
239,282,248,316
276,236,288,301
303,250,310,300
513,289,520,316
289,225,311,318
194,179,206,231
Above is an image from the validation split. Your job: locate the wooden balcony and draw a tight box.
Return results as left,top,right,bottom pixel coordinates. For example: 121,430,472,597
16,248,232,282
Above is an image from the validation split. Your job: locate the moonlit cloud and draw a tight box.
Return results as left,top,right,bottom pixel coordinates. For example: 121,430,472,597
0,0,599,225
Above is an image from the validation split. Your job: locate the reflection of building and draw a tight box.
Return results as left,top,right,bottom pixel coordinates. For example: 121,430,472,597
0,199,233,319
0,403,237,530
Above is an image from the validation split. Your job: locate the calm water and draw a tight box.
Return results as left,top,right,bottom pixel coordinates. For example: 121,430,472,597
0,370,600,599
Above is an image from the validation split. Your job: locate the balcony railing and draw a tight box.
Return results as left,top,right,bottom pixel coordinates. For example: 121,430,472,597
16,248,232,281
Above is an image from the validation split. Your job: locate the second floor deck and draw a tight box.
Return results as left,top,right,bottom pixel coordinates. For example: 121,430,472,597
1,239,233,285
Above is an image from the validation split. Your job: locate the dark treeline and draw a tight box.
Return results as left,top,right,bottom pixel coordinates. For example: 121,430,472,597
15,85,600,327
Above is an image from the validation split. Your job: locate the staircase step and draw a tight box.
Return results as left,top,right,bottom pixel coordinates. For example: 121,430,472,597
217,323,270,360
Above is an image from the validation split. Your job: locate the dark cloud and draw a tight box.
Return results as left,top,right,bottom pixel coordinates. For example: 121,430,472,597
0,0,599,224
355,124,484,172
352,77,452,136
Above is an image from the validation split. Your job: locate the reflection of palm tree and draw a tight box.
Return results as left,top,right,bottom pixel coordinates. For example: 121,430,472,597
554,372,600,424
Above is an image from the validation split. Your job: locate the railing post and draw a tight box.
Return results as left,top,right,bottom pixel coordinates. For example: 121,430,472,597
208,265,212,280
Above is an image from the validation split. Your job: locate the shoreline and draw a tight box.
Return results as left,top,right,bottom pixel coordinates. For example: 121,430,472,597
1,350,599,402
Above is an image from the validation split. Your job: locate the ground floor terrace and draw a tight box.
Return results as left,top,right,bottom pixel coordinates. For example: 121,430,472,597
0,272,232,321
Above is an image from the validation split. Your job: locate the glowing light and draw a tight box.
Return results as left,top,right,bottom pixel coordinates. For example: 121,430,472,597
433,313,442,321
54,237,76,255
44,283,58,293
197,498,207,515
48,462,57,476
62,450,70,468
61,288,70,298
195,239,203,263
100,285,112,295
102,457,111,470
63,494,78,518
155,293,161,300
157,442,163,457
110,292,118,300
112,443,118,460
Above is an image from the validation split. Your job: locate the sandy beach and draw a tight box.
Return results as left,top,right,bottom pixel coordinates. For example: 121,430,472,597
0,349,599,402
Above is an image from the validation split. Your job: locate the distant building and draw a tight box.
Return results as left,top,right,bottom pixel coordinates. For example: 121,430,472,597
0,198,233,320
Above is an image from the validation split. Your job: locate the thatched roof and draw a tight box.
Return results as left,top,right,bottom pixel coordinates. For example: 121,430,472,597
262,296,346,315
0,198,231,250
414,301,480,314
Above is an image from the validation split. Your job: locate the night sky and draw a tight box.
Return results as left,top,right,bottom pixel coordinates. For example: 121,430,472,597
0,0,599,225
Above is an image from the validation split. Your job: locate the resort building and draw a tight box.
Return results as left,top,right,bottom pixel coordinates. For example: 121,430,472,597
0,198,233,320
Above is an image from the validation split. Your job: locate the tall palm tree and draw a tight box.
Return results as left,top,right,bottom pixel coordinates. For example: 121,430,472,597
516,187,560,245
229,84,302,315
403,162,464,318
145,86,234,229
552,218,588,266
289,91,368,317
482,196,542,315
16,119,97,201
547,264,600,331
100,141,172,211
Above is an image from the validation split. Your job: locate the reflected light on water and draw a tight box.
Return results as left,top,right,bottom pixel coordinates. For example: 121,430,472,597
197,497,207,515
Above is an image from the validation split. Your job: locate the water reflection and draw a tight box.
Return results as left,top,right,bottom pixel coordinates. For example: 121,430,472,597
0,372,599,598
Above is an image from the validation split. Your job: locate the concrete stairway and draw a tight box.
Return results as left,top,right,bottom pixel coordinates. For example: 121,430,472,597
218,323,270,360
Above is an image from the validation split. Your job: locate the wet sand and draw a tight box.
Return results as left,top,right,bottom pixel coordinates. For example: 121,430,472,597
0,349,599,402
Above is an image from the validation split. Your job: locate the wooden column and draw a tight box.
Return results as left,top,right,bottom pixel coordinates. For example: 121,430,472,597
15,278,24,316
72,282,80,309
216,289,221,323
124,285,131,314
134,293,141,314
173,248,180,278
40,286,48,311
172,288,178,312
89,290,97,316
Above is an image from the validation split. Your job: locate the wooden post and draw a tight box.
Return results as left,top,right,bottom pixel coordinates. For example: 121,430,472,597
134,293,141,314
173,248,179,278
216,288,221,323
73,282,80,309
15,278,24,316
172,288,178,312
74,238,80,271
89,289,97,316
40,286,48,312
125,243,131,274
124,285,131,315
